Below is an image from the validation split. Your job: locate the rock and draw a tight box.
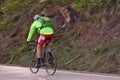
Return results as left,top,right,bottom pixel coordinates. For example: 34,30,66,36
42,5,77,28
42,4,59,17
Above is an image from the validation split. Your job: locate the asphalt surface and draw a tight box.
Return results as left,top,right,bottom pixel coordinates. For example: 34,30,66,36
0,65,120,80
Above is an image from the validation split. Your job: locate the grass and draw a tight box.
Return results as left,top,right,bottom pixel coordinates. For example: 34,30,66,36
2,0,35,13
57,40,120,73
54,0,72,6
72,0,103,12
0,0,119,74
0,13,21,31
51,35,82,69
90,41,109,55
37,0,54,12
15,52,29,66
68,28,77,38
0,18,13,31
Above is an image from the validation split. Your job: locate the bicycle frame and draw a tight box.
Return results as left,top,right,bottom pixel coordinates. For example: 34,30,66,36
27,39,57,75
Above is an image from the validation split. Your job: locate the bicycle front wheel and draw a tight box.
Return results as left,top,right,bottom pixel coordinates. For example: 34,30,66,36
28,51,39,74
45,52,57,75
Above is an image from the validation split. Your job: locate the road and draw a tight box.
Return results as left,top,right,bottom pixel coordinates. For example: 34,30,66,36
0,65,120,80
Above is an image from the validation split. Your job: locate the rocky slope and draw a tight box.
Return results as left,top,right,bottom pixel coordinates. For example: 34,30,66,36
0,0,120,74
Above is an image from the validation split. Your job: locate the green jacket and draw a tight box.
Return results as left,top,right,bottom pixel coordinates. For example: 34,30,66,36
27,17,54,41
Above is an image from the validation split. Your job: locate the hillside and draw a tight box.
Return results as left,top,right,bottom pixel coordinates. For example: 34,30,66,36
0,0,120,74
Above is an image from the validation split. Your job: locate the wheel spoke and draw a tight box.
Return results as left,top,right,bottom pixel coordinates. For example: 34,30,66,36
28,52,39,74
45,52,57,75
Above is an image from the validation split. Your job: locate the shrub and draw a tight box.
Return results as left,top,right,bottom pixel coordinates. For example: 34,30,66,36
0,15,18,31
72,0,103,12
54,0,70,6
38,0,54,12
2,0,22,13
2,0,34,13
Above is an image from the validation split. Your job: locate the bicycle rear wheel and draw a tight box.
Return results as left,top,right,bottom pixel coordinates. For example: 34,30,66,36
45,52,57,75
28,51,39,74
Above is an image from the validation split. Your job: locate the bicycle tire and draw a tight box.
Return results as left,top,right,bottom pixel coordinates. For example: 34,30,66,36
28,51,39,74
45,52,57,75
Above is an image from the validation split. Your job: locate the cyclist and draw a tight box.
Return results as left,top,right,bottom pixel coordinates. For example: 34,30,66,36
27,14,54,67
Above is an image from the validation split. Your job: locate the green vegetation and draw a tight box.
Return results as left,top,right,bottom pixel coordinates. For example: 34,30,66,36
65,40,120,73
90,41,109,55
2,0,22,13
51,37,80,69
54,0,72,6
2,0,35,13
0,17,14,31
0,0,120,74
38,0,54,12
72,0,103,12
37,0,74,12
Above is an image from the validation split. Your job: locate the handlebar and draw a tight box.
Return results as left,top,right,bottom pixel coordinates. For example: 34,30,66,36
29,40,38,43
26,40,38,45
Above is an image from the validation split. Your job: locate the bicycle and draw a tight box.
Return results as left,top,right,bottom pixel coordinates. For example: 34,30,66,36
27,39,57,75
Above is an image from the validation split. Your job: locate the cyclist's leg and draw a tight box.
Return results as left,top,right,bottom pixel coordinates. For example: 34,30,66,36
46,42,51,52
37,45,43,58
46,43,54,60
36,45,43,66
45,34,54,60
45,34,54,52
36,35,45,67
